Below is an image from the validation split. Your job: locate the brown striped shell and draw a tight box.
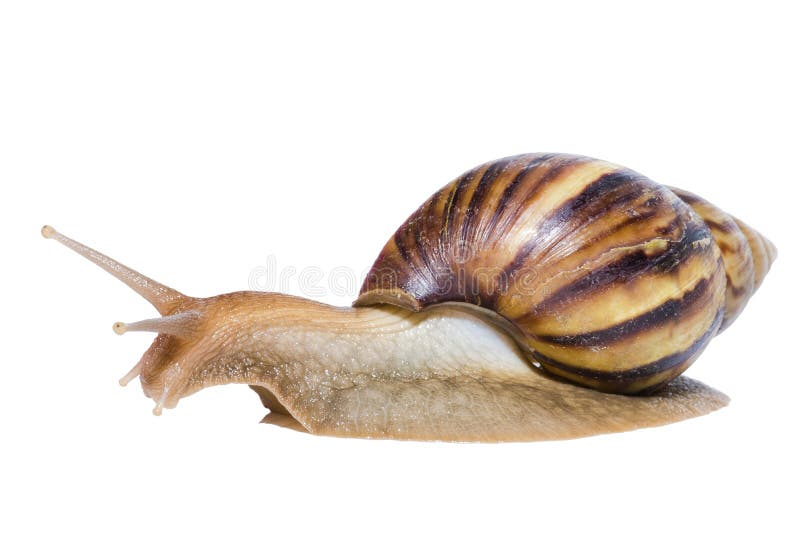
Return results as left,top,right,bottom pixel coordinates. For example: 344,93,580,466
355,153,776,394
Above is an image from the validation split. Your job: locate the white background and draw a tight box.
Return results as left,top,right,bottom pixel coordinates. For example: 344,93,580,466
1,1,797,532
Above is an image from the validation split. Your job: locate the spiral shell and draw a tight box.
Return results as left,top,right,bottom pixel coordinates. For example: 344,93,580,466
356,153,775,394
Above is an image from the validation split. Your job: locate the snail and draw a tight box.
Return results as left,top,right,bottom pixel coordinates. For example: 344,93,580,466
43,153,776,442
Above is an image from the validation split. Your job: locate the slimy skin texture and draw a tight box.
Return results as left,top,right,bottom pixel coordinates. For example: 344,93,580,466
117,291,730,442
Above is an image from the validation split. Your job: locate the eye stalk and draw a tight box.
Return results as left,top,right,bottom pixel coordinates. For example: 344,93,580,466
112,311,202,338
110,311,205,404
41,225,186,315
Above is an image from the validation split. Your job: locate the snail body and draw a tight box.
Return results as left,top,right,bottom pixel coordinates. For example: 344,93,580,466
43,153,775,442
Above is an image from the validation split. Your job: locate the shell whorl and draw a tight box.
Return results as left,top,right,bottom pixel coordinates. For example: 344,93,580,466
356,153,775,394
669,188,777,331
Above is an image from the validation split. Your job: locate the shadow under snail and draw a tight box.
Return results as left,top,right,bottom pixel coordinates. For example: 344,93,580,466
43,153,776,442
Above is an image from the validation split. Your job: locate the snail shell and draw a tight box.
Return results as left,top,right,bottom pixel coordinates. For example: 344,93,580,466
357,153,776,394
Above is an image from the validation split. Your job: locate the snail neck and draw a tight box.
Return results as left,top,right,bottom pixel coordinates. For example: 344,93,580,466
129,292,534,416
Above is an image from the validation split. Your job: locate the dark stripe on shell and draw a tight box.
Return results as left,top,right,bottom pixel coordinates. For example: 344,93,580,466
393,231,412,264
443,168,477,243
483,154,561,235
525,218,711,317
533,307,724,387
565,205,667,259
502,169,649,280
703,217,740,235
413,184,447,273
462,157,514,245
489,155,590,244
538,276,712,347
497,155,557,210
728,277,750,298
